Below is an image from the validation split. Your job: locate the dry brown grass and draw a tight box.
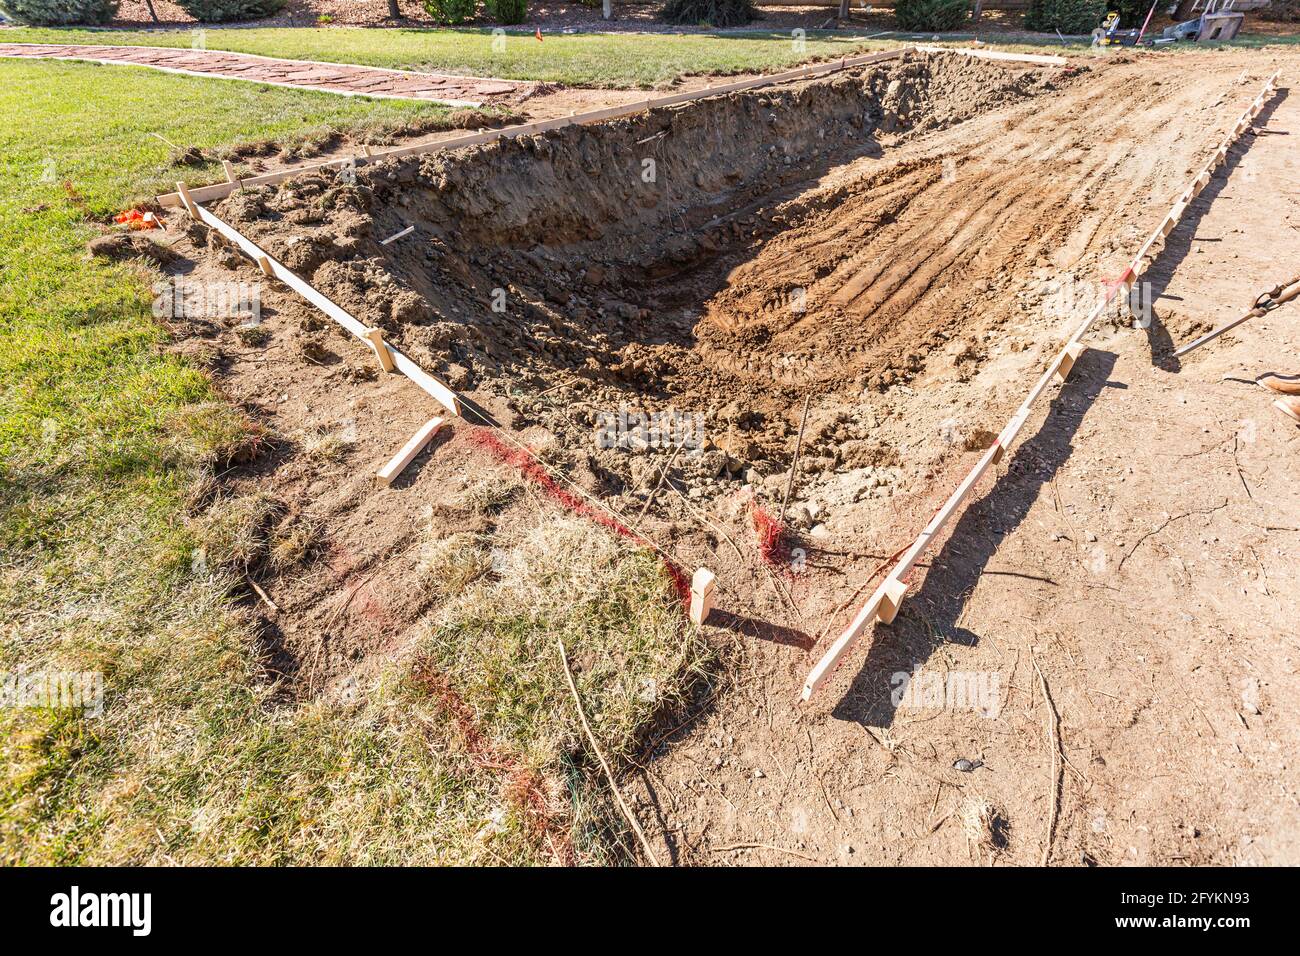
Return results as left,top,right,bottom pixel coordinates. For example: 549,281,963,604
961,795,1010,857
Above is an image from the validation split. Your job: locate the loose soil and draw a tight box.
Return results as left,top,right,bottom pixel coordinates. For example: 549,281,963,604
159,44,1300,864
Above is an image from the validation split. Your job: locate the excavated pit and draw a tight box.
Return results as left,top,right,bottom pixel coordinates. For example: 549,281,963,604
208,51,1074,502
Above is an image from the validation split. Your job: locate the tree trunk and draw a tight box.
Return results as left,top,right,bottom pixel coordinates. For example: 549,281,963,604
387,0,402,20
603,0,612,19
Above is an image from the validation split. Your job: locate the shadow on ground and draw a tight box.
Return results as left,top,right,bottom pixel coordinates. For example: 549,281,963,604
1140,87,1288,371
830,347,1119,728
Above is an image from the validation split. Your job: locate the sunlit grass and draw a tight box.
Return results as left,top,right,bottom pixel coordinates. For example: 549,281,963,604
0,57,705,865
2,25,904,87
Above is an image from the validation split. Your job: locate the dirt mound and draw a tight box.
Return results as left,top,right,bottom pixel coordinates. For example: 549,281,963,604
204,52,1067,501
197,48,1273,522
168,46,1300,866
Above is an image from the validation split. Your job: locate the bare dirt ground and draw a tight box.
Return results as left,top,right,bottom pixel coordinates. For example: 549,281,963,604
148,44,1300,864
632,50,1300,867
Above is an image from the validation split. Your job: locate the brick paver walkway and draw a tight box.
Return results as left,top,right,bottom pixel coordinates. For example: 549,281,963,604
0,43,533,107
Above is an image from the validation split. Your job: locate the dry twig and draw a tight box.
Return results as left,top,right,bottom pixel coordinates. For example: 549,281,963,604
779,394,812,526
1033,654,1064,866
556,638,661,867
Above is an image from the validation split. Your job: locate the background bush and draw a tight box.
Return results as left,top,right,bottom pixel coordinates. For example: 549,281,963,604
423,0,476,23
486,0,526,23
1023,0,1108,34
1262,0,1300,22
0,0,118,25
893,0,969,31
660,0,755,28
1107,0,1158,28
173,0,285,21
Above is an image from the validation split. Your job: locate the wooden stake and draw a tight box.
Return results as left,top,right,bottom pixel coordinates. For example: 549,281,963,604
779,394,811,527
175,180,199,218
256,255,274,278
1055,341,1085,381
222,160,238,184
365,327,395,373
376,417,444,485
379,224,415,246
689,567,716,626
556,638,660,867
877,578,908,625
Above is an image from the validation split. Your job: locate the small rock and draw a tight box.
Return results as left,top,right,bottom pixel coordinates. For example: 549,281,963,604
1239,677,1262,715
953,759,983,773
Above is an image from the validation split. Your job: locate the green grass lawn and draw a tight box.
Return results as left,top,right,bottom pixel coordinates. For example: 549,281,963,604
0,57,702,864
3,25,901,87
4,24,1296,92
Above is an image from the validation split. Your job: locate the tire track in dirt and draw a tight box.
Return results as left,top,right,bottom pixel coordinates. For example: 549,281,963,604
692,56,1266,396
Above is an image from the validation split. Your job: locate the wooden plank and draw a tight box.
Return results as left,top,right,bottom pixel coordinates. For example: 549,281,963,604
160,156,366,207
803,442,1000,700
390,352,462,418
192,201,462,417
914,44,1068,66
376,417,444,485
802,583,888,700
